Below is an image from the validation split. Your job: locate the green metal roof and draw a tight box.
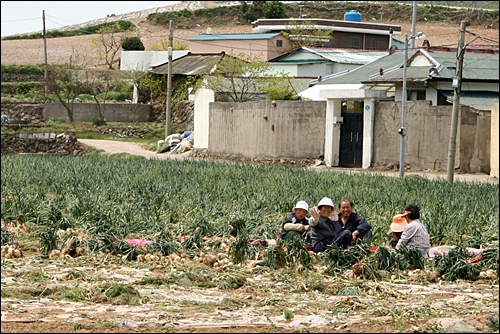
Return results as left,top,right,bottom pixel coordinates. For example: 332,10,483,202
268,47,387,65
306,48,388,65
440,91,499,111
190,33,281,41
316,48,499,86
269,59,328,65
315,52,405,85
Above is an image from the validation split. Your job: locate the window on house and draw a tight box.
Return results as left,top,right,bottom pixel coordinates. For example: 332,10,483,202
348,36,361,49
416,91,426,100
276,40,283,47
366,38,376,50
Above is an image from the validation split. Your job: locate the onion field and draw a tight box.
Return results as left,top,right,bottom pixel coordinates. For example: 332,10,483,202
2,154,498,249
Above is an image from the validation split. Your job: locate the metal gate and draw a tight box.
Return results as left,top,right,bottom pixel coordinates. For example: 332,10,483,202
339,112,363,167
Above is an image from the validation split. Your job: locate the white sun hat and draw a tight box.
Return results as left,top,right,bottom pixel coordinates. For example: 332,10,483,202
293,200,309,211
317,197,334,209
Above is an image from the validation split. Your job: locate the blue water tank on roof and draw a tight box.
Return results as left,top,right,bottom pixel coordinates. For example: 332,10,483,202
344,10,362,22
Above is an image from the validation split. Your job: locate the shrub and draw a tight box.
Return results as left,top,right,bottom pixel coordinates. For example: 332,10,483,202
15,82,42,94
1,64,44,75
122,36,145,51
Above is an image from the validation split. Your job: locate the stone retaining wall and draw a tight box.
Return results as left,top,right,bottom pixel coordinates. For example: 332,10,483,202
1,99,152,123
1,131,86,155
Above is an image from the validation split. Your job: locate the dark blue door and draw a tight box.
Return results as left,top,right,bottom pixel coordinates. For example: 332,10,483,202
339,113,363,167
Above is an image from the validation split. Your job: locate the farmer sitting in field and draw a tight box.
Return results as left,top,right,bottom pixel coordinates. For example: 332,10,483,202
395,204,431,257
309,197,352,252
333,199,373,243
279,200,313,243
388,213,408,248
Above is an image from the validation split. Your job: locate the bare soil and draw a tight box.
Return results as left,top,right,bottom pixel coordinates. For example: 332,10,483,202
1,233,499,334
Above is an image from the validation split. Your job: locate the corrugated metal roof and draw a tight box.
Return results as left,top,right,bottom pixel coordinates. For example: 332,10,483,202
190,33,281,41
268,47,387,65
148,53,225,75
440,91,499,111
315,48,499,86
291,78,315,94
314,52,404,85
269,59,328,66
304,47,388,65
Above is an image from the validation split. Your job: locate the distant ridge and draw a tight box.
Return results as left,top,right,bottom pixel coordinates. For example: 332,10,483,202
10,1,209,37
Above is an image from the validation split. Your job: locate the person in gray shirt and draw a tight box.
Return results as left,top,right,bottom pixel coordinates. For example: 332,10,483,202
395,204,431,257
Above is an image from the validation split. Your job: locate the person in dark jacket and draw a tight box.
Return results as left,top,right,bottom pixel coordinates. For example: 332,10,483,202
333,199,372,243
309,197,351,252
279,200,312,242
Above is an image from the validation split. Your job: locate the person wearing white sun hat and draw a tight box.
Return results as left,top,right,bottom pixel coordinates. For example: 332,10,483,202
309,197,351,252
279,200,314,242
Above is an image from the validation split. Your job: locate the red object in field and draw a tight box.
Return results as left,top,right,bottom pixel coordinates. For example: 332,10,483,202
370,247,378,253
467,253,484,264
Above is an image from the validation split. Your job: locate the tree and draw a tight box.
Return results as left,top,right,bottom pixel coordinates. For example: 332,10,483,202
87,70,121,125
263,1,286,19
122,36,145,51
91,22,132,69
46,48,128,124
239,1,256,22
252,1,267,19
282,20,333,49
45,48,90,122
201,52,299,102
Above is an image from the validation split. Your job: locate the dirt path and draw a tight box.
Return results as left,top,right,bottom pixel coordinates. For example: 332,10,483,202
78,139,191,160
78,139,499,184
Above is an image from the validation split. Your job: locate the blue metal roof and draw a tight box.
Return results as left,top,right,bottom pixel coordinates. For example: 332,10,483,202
190,33,281,41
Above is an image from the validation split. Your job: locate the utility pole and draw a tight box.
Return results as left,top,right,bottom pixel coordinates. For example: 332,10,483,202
411,1,417,48
165,20,173,139
399,34,409,178
446,21,467,184
43,10,48,97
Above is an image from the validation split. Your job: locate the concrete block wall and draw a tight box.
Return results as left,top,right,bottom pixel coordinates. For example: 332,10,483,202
207,100,326,160
43,103,152,122
373,100,492,174
490,103,499,178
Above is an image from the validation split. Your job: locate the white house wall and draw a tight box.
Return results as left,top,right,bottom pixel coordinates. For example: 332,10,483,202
120,51,189,71
296,63,329,77
267,62,365,78
267,64,299,76
194,88,214,150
